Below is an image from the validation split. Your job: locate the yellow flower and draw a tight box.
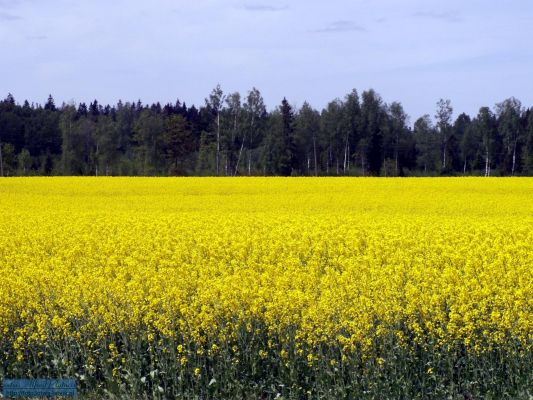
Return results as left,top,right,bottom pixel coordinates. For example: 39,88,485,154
0,177,531,380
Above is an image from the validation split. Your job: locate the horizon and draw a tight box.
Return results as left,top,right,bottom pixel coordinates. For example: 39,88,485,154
1,0,533,123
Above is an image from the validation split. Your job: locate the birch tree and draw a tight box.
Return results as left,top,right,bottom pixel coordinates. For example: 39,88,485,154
435,99,453,171
496,97,522,175
523,109,533,174
240,88,266,175
388,102,408,176
205,84,225,176
475,107,497,177
414,115,438,174
295,102,321,175
224,92,242,176
342,89,361,175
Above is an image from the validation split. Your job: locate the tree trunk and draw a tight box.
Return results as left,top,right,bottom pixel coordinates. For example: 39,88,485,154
343,147,347,174
216,112,220,176
326,147,330,175
313,133,318,176
442,144,446,170
248,151,251,176
463,157,467,175
485,149,489,177
233,114,237,141
347,146,350,172
512,139,517,176
234,138,245,176
236,115,253,176
0,141,3,177
95,142,99,176
343,134,349,174
395,131,399,176
225,153,229,176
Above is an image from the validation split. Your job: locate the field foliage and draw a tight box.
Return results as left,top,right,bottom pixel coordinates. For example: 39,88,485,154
0,178,532,399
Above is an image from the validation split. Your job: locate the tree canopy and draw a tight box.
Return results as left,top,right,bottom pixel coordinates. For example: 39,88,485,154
1,89,532,176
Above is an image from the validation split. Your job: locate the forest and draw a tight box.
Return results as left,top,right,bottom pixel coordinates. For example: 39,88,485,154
1,86,532,177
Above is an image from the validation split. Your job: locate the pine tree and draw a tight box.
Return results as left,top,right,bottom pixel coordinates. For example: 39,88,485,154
278,98,297,175
44,95,56,111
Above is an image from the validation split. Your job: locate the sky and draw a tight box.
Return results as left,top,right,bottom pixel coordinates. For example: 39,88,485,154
1,0,533,123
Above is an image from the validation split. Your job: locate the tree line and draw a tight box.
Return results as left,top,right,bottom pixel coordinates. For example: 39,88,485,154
1,87,532,177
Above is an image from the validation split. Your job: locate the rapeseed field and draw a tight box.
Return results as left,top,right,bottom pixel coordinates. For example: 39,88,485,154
0,178,531,399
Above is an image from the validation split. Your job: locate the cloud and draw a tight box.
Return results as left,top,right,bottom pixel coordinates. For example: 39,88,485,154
241,4,288,12
0,11,21,20
26,35,47,40
313,20,366,33
412,11,461,22
383,52,533,75
0,0,14,6
0,0,21,9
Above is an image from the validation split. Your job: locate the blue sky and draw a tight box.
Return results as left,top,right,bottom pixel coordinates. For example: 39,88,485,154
1,0,532,122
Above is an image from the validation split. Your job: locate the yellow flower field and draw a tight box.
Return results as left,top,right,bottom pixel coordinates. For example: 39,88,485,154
0,177,531,398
